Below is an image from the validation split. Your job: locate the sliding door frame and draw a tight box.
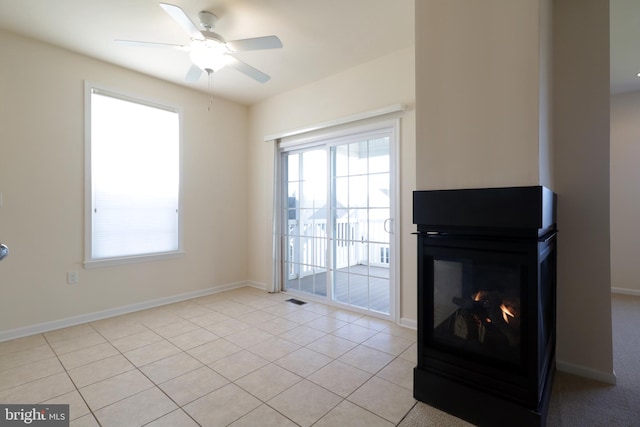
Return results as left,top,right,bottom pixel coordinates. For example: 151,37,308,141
275,118,401,322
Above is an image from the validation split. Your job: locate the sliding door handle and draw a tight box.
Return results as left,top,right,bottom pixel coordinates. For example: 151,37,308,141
0,244,8,261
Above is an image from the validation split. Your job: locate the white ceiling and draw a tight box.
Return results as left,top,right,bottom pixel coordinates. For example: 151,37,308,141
0,1,636,104
0,0,414,105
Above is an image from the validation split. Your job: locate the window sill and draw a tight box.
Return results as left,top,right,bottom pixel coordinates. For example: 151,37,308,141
83,251,185,269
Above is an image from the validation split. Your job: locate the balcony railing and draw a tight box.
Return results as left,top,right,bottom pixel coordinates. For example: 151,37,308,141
286,217,389,278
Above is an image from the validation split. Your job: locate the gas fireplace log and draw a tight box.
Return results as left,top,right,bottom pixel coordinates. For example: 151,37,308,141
452,297,488,312
453,311,476,340
450,309,513,350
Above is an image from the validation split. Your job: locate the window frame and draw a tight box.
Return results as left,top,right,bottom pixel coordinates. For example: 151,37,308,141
83,82,184,268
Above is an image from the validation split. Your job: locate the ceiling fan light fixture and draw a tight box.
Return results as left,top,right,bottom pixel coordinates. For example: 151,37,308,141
118,3,281,83
189,40,229,72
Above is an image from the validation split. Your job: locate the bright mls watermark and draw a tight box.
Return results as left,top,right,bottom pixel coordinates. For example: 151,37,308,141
1,405,69,426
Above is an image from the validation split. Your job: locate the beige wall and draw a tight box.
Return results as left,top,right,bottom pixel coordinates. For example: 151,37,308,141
0,31,249,333
415,0,614,381
0,1,616,383
415,0,548,189
610,91,640,294
247,46,417,322
538,0,554,188
552,0,613,380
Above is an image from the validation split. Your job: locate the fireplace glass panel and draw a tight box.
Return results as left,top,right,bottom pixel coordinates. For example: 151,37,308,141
432,255,523,366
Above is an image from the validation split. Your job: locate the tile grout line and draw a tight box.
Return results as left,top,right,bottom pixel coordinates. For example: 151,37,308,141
186,294,406,425
170,295,305,426
41,329,102,426
2,288,416,426
213,299,410,425
86,316,203,426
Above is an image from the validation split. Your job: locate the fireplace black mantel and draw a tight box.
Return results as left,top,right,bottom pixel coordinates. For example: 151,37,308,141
413,186,557,427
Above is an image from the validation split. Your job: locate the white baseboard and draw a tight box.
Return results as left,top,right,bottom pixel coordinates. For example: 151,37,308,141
0,281,253,343
399,317,417,330
556,360,617,385
244,281,267,291
611,287,640,297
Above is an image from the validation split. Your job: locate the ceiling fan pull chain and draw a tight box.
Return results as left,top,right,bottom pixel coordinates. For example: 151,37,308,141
207,69,213,112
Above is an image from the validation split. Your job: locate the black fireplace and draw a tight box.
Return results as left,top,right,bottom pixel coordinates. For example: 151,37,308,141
413,186,557,427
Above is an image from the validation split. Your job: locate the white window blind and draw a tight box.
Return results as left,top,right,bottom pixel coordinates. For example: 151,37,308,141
87,87,181,264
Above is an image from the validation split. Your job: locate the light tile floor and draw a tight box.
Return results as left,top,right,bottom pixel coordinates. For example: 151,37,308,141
0,286,417,426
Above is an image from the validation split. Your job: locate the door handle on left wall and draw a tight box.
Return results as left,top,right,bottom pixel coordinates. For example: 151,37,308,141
0,244,8,261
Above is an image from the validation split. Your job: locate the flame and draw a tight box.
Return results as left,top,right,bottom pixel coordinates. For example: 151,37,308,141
500,303,516,323
472,291,487,302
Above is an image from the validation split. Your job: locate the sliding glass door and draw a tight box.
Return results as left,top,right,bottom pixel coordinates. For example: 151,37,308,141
330,137,391,313
281,126,395,317
284,148,329,297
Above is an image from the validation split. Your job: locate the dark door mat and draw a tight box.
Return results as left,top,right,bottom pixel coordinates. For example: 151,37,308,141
286,298,308,306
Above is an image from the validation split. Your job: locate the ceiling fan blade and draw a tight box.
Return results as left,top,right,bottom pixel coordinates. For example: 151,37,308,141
159,3,204,41
115,40,188,50
226,35,283,52
226,56,271,83
184,64,203,82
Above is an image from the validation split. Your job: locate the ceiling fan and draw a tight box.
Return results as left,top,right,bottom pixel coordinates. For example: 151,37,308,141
116,2,283,83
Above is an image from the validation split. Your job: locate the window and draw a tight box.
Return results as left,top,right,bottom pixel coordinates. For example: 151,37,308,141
84,84,182,267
